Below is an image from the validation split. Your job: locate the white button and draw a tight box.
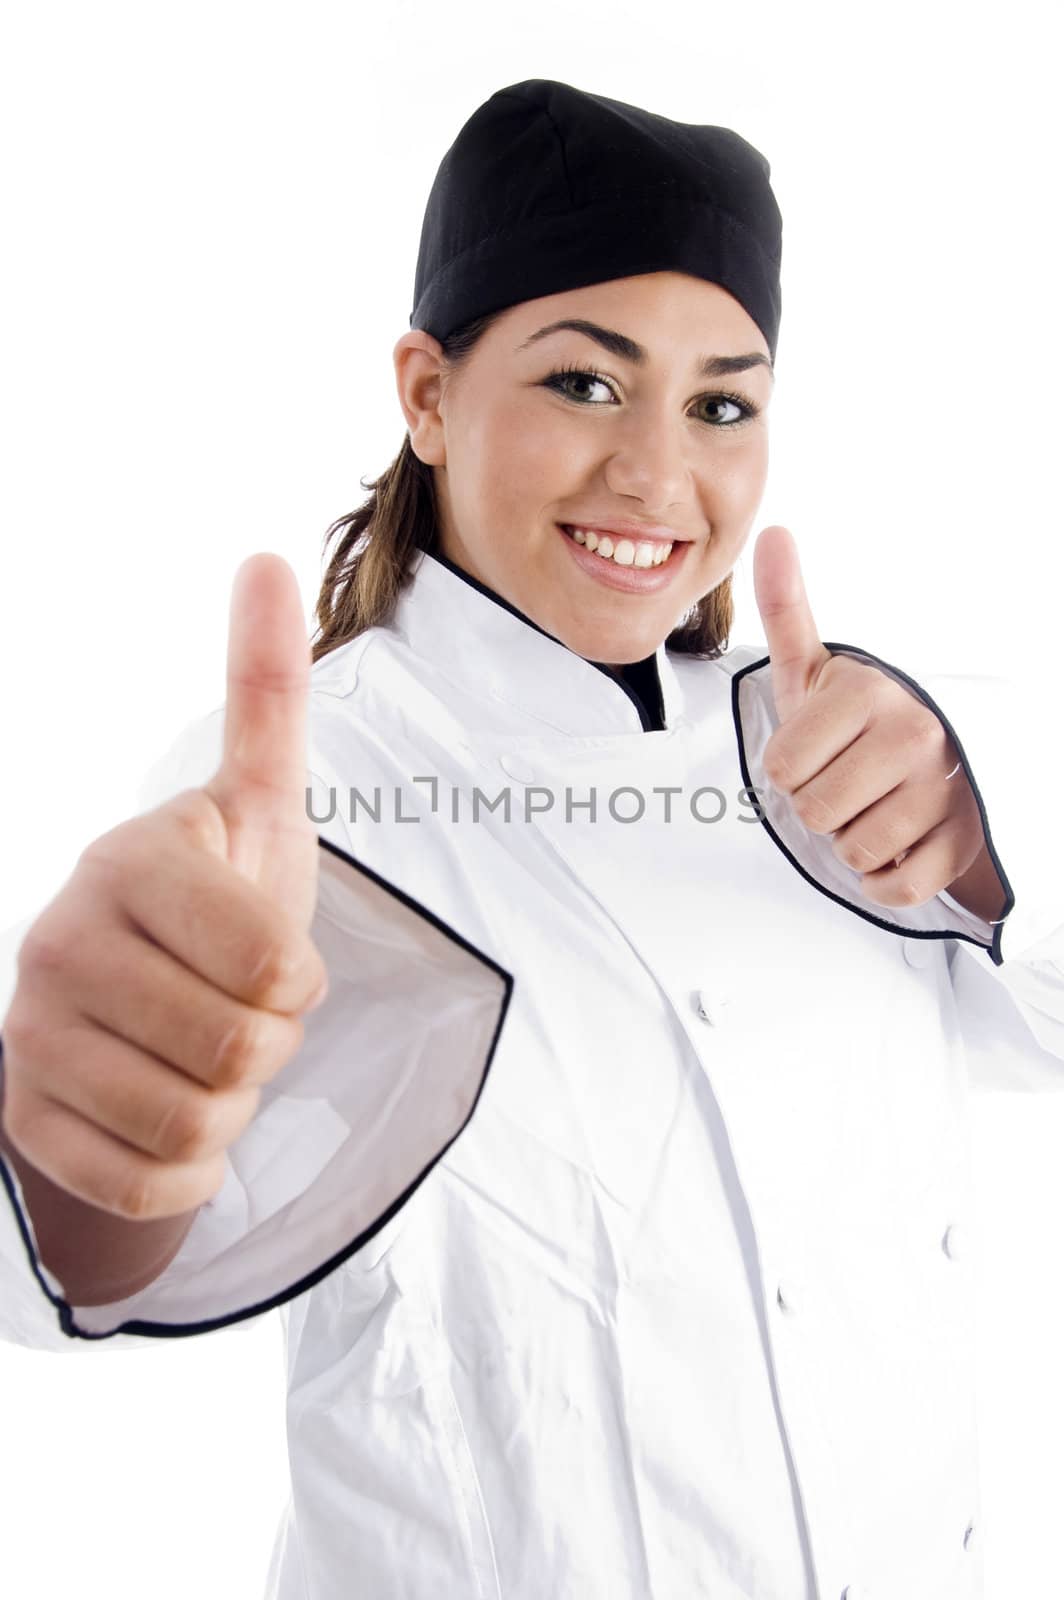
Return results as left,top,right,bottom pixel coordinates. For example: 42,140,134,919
943,1222,967,1262
499,754,536,783
963,1519,977,1551
903,937,936,968
696,987,732,1025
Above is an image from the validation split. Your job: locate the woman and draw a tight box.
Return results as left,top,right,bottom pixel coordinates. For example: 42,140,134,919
1,77,1061,1600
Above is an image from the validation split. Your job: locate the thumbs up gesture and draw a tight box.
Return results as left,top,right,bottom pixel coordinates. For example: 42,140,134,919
204,553,322,930
1,554,329,1241
752,525,1003,920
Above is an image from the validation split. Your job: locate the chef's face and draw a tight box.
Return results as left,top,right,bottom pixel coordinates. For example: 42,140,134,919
393,271,773,666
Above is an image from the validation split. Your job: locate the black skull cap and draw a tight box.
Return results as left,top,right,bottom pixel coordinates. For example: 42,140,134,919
410,78,782,363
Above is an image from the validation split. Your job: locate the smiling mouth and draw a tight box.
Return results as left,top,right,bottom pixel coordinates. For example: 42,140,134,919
560,524,677,568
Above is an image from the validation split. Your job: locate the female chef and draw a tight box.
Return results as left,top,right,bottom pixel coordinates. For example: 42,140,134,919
2,77,1063,1600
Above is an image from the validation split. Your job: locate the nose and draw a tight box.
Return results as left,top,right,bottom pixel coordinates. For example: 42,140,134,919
600,408,693,513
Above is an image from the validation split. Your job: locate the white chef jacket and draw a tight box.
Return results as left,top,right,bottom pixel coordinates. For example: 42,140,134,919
2,544,1064,1600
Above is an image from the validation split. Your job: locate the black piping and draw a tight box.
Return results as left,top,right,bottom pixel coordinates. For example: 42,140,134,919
421,547,665,731
731,643,1014,968
0,832,514,1341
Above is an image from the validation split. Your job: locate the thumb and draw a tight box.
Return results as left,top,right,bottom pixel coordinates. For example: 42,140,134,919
204,553,316,911
752,525,832,725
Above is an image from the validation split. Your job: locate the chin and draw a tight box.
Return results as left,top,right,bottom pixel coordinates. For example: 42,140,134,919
547,601,666,665
580,629,661,665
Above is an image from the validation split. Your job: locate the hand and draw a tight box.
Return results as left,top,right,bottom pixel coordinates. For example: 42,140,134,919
751,525,999,915
0,554,327,1222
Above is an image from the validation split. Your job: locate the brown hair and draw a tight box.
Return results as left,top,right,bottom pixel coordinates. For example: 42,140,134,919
311,309,734,666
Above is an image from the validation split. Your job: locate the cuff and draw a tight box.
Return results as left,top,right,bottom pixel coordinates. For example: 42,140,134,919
732,642,1063,970
0,836,513,1341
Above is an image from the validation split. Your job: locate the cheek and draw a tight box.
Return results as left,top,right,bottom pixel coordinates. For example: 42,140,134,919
704,434,768,510
468,398,590,512
689,440,768,582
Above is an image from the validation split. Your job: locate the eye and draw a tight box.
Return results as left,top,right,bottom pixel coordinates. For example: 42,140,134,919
540,365,759,426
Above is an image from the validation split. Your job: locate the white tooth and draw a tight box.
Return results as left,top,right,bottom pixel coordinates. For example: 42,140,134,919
572,525,674,567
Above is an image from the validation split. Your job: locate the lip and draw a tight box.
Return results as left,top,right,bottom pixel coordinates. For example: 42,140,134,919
556,523,690,593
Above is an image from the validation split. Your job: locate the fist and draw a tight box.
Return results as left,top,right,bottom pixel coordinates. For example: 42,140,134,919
752,525,996,913
0,555,328,1222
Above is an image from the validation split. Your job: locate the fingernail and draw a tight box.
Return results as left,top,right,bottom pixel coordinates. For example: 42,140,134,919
306,979,329,1012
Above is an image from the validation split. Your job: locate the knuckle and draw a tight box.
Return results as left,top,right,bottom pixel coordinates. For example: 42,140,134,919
152,1091,216,1164
77,818,140,883
788,787,809,819
16,919,75,982
262,1012,303,1077
762,749,791,790
909,712,942,752
257,1011,301,1075
246,936,301,1006
111,1167,159,1222
873,875,919,909
226,1012,302,1089
1,1004,49,1065
890,821,916,860
212,1013,268,1087
868,666,898,706
793,790,831,831
166,788,229,853
840,824,877,871
837,836,875,871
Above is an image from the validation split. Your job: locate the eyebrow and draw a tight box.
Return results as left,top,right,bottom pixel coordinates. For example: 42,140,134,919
514,318,774,381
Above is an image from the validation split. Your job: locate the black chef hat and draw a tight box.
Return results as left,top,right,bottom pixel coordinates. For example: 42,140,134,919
410,78,783,363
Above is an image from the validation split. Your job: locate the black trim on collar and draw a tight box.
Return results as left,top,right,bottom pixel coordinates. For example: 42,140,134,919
422,547,665,732
731,642,1012,967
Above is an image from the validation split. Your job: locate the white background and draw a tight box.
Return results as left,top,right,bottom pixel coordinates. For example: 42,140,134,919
1,1,1062,1594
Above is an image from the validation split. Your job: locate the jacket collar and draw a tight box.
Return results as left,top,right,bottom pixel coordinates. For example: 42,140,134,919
389,547,685,737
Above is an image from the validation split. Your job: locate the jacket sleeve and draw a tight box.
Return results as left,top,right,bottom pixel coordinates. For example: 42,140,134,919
0,706,513,1348
731,643,1064,1093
